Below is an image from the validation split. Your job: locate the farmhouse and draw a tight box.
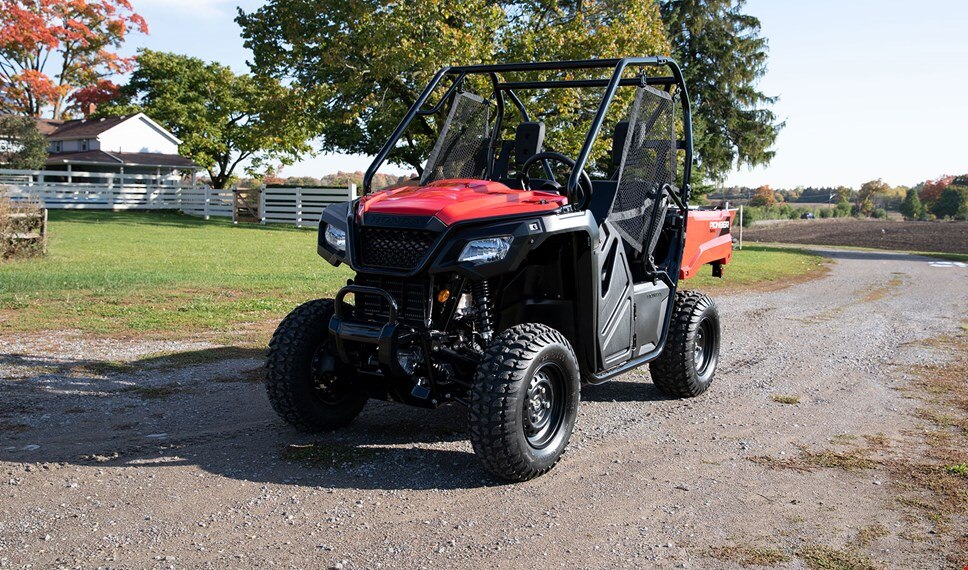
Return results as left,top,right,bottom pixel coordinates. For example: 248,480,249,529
36,113,198,184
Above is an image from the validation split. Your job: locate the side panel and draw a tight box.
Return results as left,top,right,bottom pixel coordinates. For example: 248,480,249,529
595,222,634,367
631,281,670,357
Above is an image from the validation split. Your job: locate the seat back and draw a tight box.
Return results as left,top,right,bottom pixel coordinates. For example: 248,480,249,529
491,121,546,180
611,121,630,178
514,122,545,168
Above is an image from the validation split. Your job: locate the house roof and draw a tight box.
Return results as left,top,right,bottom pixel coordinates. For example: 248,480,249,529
46,115,134,139
34,118,63,136
46,150,199,169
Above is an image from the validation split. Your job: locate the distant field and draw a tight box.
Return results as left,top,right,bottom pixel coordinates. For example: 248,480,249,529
744,218,968,256
0,211,824,339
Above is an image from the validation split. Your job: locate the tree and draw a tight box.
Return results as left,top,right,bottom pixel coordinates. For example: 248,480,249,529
0,114,47,169
932,177,968,220
659,0,783,187
834,186,853,203
70,78,121,117
919,175,955,206
0,0,147,119
102,50,315,189
748,184,774,207
236,0,669,176
899,187,921,220
856,179,888,217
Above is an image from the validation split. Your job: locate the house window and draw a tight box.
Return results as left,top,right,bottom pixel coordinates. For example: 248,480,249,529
80,139,89,151
52,141,62,153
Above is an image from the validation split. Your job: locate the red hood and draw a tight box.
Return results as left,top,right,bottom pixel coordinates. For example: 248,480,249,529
359,179,567,226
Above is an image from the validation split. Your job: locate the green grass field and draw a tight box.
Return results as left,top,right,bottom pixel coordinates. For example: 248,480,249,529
0,211,825,340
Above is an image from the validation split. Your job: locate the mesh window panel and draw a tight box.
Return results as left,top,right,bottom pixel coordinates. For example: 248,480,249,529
609,85,676,254
421,92,491,184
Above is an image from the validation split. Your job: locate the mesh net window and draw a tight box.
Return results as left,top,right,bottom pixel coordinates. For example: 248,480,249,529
420,92,491,185
609,85,676,254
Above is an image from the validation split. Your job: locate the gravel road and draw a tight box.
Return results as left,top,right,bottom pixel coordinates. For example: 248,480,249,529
1,248,966,569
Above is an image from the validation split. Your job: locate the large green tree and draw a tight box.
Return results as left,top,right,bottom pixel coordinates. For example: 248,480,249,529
236,0,669,176
933,177,968,220
101,50,314,189
660,0,783,187
0,114,47,169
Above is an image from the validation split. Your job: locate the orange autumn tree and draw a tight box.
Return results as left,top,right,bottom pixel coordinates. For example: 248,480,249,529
748,184,776,207
918,175,955,206
0,0,147,119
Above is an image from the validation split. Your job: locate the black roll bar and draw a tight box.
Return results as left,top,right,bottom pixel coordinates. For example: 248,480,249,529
362,57,694,205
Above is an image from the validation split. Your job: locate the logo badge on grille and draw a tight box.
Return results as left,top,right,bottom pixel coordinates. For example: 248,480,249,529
365,214,429,228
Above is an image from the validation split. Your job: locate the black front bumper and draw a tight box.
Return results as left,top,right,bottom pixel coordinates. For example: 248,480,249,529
328,285,400,369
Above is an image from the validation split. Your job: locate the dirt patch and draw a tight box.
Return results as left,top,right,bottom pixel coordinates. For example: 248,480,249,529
744,218,968,255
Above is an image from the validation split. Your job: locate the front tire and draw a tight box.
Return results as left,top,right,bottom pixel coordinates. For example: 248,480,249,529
265,299,367,432
649,291,721,398
469,324,581,482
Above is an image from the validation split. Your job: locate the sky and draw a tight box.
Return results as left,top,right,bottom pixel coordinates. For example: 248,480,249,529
124,0,968,188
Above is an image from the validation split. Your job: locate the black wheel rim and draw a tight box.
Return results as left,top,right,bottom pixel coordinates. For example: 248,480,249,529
522,362,566,449
311,342,352,405
694,317,715,377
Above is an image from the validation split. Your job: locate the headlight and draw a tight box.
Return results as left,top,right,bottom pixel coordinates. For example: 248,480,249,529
324,225,346,251
458,236,512,264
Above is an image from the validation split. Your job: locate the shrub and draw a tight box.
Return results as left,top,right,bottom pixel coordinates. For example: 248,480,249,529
741,207,755,227
872,208,888,219
819,208,832,219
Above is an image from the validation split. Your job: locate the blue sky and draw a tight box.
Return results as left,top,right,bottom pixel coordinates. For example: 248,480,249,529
126,0,968,188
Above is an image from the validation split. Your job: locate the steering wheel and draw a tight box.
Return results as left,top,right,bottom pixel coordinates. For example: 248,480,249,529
517,151,594,209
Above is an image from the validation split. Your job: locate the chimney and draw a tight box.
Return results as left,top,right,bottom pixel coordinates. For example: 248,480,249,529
84,102,97,117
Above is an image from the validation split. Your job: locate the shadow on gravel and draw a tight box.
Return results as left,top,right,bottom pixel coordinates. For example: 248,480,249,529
1,346,502,490
2,345,689,490
582,379,677,403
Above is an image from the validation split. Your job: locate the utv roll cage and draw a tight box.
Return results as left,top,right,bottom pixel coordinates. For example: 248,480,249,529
362,57,694,210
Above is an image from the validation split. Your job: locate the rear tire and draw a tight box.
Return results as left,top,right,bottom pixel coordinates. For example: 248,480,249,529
266,299,367,432
649,291,721,398
469,324,581,482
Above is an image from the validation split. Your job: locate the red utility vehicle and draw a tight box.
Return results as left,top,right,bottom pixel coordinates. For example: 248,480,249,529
266,57,733,481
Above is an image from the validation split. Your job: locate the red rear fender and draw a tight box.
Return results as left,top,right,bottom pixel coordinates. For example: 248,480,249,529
680,209,735,280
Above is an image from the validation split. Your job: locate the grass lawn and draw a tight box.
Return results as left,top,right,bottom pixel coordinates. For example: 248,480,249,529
0,211,824,340
0,211,351,340
687,244,828,292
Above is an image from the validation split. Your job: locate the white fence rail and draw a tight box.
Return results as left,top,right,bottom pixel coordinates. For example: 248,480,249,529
0,168,183,187
260,185,357,228
1,169,357,226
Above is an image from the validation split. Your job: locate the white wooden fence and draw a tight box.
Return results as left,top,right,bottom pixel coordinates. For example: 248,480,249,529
260,185,357,228
0,169,357,227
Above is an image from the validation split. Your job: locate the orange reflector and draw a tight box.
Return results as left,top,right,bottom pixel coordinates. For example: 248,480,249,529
437,289,451,303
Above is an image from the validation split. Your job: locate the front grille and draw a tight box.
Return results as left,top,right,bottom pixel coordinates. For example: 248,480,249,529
353,273,430,326
359,227,437,271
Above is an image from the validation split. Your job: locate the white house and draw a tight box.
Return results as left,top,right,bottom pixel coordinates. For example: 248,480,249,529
37,113,199,184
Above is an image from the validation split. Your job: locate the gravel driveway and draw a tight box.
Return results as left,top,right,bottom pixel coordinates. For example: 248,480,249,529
1,248,966,569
